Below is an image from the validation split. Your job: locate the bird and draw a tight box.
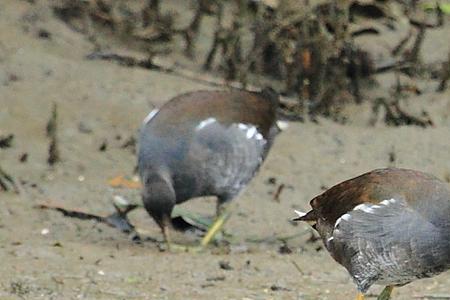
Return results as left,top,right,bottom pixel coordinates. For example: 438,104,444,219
138,88,282,250
293,168,450,300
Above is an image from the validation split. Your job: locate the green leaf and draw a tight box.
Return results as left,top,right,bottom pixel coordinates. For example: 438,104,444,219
422,2,450,14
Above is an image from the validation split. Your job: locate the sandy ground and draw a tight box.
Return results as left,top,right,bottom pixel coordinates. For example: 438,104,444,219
1,1,450,299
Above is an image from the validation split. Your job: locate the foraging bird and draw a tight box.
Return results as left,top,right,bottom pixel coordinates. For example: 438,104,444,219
294,168,450,300
138,88,281,249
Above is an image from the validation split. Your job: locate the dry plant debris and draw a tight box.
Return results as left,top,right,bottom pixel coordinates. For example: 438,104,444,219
0,134,14,149
50,0,447,125
0,165,19,193
46,103,60,166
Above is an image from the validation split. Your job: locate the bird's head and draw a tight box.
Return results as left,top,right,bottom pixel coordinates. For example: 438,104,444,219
141,171,176,230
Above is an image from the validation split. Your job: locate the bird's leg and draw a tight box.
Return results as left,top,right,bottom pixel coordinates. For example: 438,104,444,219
160,216,202,252
161,216,185,252
355,292,365,300
377,286,394,300
200,200,232,247
161,222,173,252
200,212,231,247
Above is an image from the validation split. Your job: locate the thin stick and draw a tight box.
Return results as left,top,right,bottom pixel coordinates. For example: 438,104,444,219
273,184,285,202
291,260,305,275
47,103,60,166
437,51,450,92
85,50,298,105
0,165,19,193
246,229,310,244
413,295,450,299
35,201,142,238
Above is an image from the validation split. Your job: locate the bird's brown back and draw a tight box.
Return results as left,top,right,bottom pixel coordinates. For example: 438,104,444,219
148,89,278,138
310,168,450,226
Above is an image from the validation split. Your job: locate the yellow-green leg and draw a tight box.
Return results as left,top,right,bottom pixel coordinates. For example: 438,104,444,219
355,292,365,300
200,209,231,247
377,286,394,300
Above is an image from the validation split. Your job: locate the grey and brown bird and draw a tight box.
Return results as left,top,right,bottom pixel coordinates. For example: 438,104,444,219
294,168,450,300
138,88,281,250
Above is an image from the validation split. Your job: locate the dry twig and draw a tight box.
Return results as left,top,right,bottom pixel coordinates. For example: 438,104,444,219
46,103,60,166
0,165,19,193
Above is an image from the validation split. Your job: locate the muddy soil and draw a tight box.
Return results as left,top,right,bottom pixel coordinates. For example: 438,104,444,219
1,1,450,299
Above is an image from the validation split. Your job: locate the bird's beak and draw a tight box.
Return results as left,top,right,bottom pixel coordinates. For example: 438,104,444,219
293,209,307,220
292,209,317,226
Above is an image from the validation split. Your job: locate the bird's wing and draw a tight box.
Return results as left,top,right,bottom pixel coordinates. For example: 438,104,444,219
191,119,268,199
330,197,446,292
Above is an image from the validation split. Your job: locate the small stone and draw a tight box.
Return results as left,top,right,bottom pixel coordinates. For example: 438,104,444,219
19,153,28,163
266,177,277,185
98,140,107,151
37,29,51,39
219,260,233,270
278,242,293,254
78,122,93,134
0,134,14,148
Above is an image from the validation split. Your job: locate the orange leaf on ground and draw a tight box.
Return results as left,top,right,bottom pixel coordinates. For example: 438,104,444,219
108,175,142,189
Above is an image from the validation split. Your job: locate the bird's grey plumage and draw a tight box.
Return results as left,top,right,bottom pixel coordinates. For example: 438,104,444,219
139,118,273,204
137,89,280,232
189,120,271,202
330,197,450,292
295,168,450,295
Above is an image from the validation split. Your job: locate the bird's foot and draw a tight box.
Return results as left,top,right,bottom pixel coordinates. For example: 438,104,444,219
356,292,365,300
158,241,204,253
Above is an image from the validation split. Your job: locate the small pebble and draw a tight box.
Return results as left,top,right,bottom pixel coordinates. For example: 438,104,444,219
113,195,129,206
37,29,51,39
19,153,28,163
219,260,233,270
99,140,107,151
78,122,93,134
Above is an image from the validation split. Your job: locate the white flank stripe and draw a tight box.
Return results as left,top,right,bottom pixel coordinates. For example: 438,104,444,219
196,117,217,130
142,109,159,124
335,213,351,228
276,120,289,130
246,126,257,139
353,203,375,213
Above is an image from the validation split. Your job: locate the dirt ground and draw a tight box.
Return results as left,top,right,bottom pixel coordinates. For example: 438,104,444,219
1,1,450,299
